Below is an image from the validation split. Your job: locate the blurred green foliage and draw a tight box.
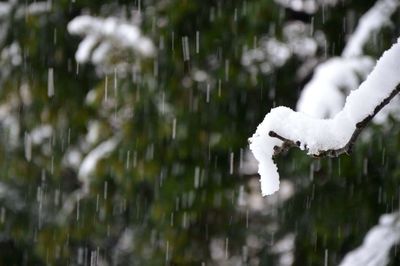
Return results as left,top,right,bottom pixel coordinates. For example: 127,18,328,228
0,0,399,265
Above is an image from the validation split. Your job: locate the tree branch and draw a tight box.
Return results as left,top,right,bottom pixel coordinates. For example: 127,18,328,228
270,84,400,158
249,40,400,196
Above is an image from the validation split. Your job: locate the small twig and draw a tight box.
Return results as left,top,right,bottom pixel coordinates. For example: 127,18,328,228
269,131,300,156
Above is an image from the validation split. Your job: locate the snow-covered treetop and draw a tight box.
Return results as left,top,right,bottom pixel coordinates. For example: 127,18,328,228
249,39,400,196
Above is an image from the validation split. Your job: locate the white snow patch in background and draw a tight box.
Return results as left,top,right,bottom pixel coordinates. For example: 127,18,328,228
22,1,52,16
271,234,295,266
274,0,338,14
86,120,102,145
0,1,51,20
0,2,11,18
113,228,135,265
340,212,400,266
74,34,99,63
210,238,226,260
0,181,24,210
239,149,259,175
342,0,399,58
0,95,20,147
78,137,120,192
30,125,53,145
242,21,323,76
68,15,155,65
63,148,82,169
250,40,400,195
1,42,22,66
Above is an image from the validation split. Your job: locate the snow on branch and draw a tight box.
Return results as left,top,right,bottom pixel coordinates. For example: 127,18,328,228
242,21,324,77
67,15,155,65
0,1,51,49
342,0,399,58
297,0,399,119
296,57,374,118
78,136,120,193
249,40,400,196
0,1,51,20
57,136,120,221
274,0,339,14
339,212,400,266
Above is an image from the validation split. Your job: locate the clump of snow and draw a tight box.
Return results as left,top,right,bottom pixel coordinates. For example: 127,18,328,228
271,234,295,266
0,95,20,147
85,120,102,145
274,0,338,14
297,0,400,121
297,57,374,118
342,0,399,58
14,1,52,18
0,2,11,19
339,212,400,266
0,181,24,210
283,22,319,58
242,38,290,74
192,69,209,82
68,15,155,66
242,21,323,76
210,238,227,260
30,125,53,145
62,148,82,169
78,137,120,192
0,1,49,80
0,42,22,84
112,228,135,263
0,1,51,20
1,42,22,66
250,40,400,195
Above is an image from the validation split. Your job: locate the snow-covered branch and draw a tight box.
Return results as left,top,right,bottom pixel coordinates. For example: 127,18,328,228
342,0,399,58
339,212,400,266
0,1,51,20
274,0,339,14
78,136,120,193
249,40,400,196
68,15,155,66
0,1,51,47
297,0,399,119
242,21,324,77
296,57,374,118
